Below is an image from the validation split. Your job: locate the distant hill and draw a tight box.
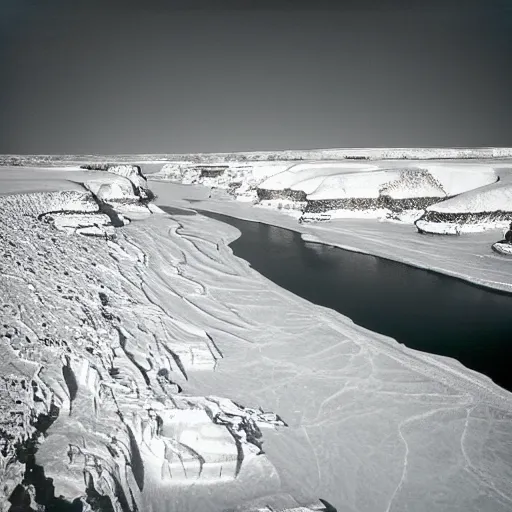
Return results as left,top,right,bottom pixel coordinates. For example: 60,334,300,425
2,147,512,167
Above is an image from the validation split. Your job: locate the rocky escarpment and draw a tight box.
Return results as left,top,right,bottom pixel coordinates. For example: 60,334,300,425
303,195,443,215
154,163,238,186
80,164,153,201
104,165,151,201
255,166,500,224
198,165,229,178
256,189,307,203
163,163,230,181
256,162,378,207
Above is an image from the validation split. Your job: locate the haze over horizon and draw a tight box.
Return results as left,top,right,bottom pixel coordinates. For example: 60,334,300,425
1,0,511,154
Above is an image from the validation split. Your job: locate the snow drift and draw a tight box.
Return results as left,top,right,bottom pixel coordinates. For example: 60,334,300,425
257,161,378,198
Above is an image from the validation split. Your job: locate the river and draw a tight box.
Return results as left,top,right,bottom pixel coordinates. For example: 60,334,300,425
161,206,512,392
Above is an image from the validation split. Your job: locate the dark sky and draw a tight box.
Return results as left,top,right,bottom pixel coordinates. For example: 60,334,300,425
1,0,511,154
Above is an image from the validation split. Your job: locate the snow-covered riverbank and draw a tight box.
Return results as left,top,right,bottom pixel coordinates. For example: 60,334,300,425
1,165,512,512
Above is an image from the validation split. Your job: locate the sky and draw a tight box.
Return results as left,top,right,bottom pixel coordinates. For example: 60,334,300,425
0,0,511,154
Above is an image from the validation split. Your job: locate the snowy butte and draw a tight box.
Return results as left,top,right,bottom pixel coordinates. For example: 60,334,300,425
0,151,512,512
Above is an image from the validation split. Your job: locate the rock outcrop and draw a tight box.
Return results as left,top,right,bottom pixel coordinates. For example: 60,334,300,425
298,169,449,223
492,241,512,255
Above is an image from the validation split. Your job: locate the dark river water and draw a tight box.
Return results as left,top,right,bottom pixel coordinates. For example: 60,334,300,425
163,207,512,392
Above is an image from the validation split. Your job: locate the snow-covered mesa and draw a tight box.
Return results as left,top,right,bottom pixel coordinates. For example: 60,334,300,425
301,164,498,221
260,162,496,200
416,179,512,234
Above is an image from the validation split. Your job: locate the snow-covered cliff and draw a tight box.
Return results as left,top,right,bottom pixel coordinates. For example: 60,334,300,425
0,170,293,511
150,158,505,228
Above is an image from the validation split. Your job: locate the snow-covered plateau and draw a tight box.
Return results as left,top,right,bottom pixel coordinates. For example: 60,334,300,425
1,156,512,512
